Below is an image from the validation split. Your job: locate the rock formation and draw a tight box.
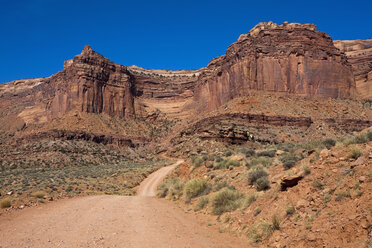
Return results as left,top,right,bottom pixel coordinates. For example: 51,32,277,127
1,21,371,147
49,45,136,119
334,39,372,99
192,21,356,111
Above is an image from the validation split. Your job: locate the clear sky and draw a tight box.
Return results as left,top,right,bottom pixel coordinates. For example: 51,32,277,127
0,0,371,83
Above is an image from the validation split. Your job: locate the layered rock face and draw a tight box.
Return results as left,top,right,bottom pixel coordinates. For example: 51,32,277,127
48,45,135,119
0,46,136,127
193,22,356,111
334,39,372,99
128,66,200,120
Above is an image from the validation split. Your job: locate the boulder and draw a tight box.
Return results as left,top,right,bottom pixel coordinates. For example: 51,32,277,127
280,173,304,190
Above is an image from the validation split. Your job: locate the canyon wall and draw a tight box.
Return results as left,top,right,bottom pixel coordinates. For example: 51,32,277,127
192,22,356,111
0,22,365,127
48,45,136,119
334,39,372,99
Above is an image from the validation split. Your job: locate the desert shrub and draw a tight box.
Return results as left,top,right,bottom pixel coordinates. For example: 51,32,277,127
242,148,256,157
213,180,235,192
31,191,46,199
254,208,261,216
323,138,336,149
157,177,183,199
286,204,295,216
347,146,362,159
256,150,276,158
271,214,281,230
246,220,273,243
223,150,233,157
214,160,227,169
242,193,257,209
227,160,241,167
255,177,270,191
335,189,351,201
184,178,208,201
312,179,324,190
191,156,204,168
280,153,298,170
246,157,272,168
352,133,369,144
214,156,223,162
211,188,244,215
366,131,372,141
0,198,11,208
302,165,311,175
277,142,295,152
345,133,369,145
214,159,240,170
248,166,268,185
299,140,325,151
194,196,209,211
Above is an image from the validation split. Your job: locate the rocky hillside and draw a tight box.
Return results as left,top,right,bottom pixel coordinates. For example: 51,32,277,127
159,130,372,247
334,39,372,99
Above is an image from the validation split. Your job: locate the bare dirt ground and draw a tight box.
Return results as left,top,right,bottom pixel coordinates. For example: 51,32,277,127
0,160,248,248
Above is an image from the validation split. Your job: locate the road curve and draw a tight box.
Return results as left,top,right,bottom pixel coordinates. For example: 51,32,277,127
0,160,247,248
137,159,183,196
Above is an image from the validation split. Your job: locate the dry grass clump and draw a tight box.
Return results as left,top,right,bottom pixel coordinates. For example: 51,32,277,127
157,177,183,199
347,146,363,159
211,188,244,215
323,138,336,149
184,178,208,202
0,198,11,208
213,159,241,170
31,191,46,199
194,196,209,212
248,166,270,191
279,153,299,170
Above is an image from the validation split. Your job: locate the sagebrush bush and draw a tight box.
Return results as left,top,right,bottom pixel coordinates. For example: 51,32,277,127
240,147,255,157
194,196,209,211
223,150,233,156
256,150,276,158
213,180,235,192
280,153,298,170
242,193,257,209
184,178,208,201
0,198,11,208
366,131,372,141
157,177,183,199
348,146,362,159
271,214,281,230
214,156,223,162
286,204,295,216
31,191,46,199
246,157,272,168
255,177,270,191
323,138,336,149
214,159,240,170
191,156,204,168
211,188,244,215
248,166,268,185
345,133,370,145
277,142,295,152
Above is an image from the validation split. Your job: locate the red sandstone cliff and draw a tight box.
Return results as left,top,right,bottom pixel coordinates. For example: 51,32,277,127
0,22,365,128
192,21,356,111
334,39,372,99
48,45,135,119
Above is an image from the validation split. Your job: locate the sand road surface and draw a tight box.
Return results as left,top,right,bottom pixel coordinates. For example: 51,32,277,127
0,160,247,248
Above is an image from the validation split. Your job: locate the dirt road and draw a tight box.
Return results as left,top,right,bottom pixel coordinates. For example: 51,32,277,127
0,160,247,248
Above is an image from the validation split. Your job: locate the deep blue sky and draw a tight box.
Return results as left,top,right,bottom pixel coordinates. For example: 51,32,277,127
0,0,371,83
